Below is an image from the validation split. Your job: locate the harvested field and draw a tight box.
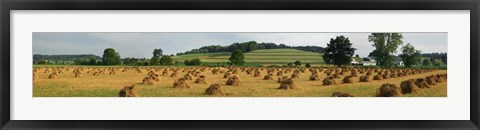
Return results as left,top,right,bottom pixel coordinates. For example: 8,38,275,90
33,66,447,97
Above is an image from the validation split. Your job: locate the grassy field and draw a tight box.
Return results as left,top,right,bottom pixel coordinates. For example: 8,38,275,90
33,66,447,97
172,49,325,65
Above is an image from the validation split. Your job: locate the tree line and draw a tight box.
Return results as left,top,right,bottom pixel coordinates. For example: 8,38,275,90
322,33,447,68
176,41,325,55
34,33,446,68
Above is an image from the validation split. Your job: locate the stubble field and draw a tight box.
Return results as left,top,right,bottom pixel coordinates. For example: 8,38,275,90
33,66,447,97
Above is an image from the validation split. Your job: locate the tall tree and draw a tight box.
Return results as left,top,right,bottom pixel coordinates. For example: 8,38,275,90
229,49,245,65
322,35,356,66
399,43,422,67
368,33,404,67
102,48,121,65
153,49,163,57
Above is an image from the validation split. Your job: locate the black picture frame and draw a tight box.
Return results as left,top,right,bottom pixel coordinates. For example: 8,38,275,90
1,0,478,129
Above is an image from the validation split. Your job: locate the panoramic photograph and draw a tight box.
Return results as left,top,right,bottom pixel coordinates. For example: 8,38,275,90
32,32,447,97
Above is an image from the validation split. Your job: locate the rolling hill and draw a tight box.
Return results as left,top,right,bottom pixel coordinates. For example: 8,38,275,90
172,49,325,66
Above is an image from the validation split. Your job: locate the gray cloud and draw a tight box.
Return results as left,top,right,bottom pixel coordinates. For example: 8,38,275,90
33,32,447,58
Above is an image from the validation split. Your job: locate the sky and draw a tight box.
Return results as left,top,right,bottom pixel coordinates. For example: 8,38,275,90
33,32,447,58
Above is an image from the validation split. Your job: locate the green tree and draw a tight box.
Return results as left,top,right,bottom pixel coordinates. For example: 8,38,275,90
322,35,356,67
305,63,311,68
102,48,121,65
423,59,431,66
368,33,404,67
89,57,97,65
150,57,161,65
150,49,163,65
441,54,447,65
160,55,173,66
38,60,49,65
229,49,245,65
153,49,163,57
433,60,441,66
184,58,202,66
399,43,422,67
294,60,302,66
430,58,436,64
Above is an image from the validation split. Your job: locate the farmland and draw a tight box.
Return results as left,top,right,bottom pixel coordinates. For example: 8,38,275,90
172,49,325,65
33,66,447,97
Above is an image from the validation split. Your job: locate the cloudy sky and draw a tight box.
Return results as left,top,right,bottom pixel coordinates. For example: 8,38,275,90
33,32,447,58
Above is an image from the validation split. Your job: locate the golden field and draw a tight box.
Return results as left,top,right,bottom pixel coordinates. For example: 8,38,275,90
33,66,447,97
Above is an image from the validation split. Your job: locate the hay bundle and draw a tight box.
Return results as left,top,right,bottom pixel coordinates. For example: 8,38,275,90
309,74,319,81
184,73,193,80
332,91,355,97
161,70,169,76
226,75,240,86
359,75,371,82
93,71,100,76
211,69,220,74
276,71,284,76
48,73,58,79
246,69,253,75
232,69,239,74
342,75,354,83
119,85,138,97
376,83,402,97
74,73,83,77
204,84,227,96
290,73,299,78
381,74,389,79
435,74,446,83
389,73,397,78
373,75,383,80
170,72,178,77
350,71,358,77
400,79,420,94
223,72,232,78
194,75,208,84
173,78,190,88
277,76,288,83
425,76,437,85
142,77,154,85
397,73,404,77
148,74,160,81
322,77,337,86
277,78,296,90
253,71,261,77
109,71,116,75
414,78,430,88
263,74,273,80
366,71,372,76
147,71,156,75
333,73,340,79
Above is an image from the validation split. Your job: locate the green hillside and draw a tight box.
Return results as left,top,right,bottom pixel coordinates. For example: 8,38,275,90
172,49,324,65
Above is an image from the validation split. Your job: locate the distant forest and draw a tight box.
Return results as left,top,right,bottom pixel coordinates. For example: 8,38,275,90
33,54,101,64
421,52,447,60
176,41,325,55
